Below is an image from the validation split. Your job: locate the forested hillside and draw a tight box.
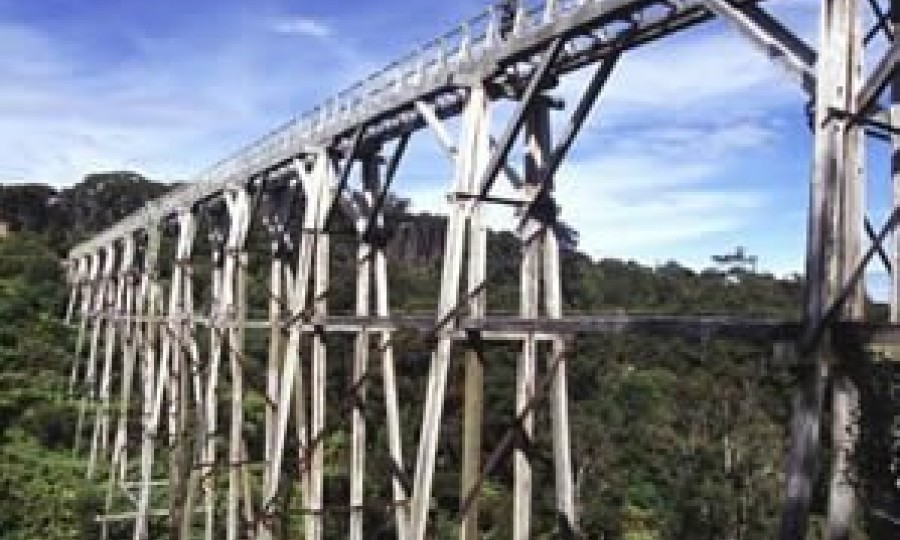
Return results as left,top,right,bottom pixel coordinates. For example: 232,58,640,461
0,174,897,539
0,172,171,252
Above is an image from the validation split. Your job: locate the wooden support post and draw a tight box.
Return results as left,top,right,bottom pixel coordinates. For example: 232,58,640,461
202,214,227,540
85,244,117,478
169,211,199,539
543,192,577,534
134,212,198,540
410,83,490,540
460,341,484,540
780,0,861,537
461,84,489,540
356,139,412,540
826,2,865,538
375,218,410,540
348,158,377,540
261,153,329,535
513,104,548,540
266,249,284,484
93,239,134,488
257,179,295,540
308,153,335,540
524,98,577,534
891,0,900,323
64,260,78,325
221,188,253,540
70,254,98,396
134,227,161,540
101,236,137,540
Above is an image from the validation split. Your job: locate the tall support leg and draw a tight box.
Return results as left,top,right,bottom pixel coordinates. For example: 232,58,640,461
348,232,370,540
349,158,379,540
221,188,253,540
202,216,228,540
265,255,284,487
826,3,865,538
84,245,116,476
520,100,577,534
543,212,576,533
460,341,484,540
70,254,99,397
76,249,105,455
93,240,135,486
891,0,900,323
134,227,162,540
119,233,156,539
179,235,204,540
513,103,551,540
169,211,199,539
100,237,137,540
258,180,295,540
780,0,860,536
134,211,198,540
411,83,489,540
376,230,409,540
65,259,80,325
260,153,329,536
461,85,490,540
308,154,335,540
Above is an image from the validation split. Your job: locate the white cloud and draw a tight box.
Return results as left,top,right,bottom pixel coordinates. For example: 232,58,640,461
0,13,364,185
405,119,774,268
267,16,332,39
553,131,771,261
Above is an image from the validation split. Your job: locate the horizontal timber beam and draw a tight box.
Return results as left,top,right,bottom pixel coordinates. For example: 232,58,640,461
87,310,900,348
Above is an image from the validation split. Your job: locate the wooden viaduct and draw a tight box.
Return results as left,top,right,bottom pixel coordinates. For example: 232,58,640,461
62,0,900,538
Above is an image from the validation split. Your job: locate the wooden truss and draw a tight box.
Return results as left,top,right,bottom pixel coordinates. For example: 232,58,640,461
62,0,900,539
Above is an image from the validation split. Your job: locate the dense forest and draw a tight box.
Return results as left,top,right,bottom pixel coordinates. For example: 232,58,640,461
0,173,897,539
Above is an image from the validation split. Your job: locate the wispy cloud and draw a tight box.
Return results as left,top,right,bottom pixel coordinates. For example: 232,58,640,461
0,9,367,185
267,16,332,39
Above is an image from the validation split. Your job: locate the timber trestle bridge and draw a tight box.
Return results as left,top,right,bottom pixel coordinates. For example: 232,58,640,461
63,0,900,538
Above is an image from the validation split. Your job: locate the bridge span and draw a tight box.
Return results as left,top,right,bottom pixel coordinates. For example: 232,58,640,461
64,0,900,538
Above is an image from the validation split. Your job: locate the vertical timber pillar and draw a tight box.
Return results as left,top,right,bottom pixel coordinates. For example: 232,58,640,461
410,82,490,540
891,0,900,322
348,156,385,540
369,162,411,540
85,243,117,477
781,0,863,536
92,238,134,482
461,83,490,540
70,254,99,397
825,0,864,536
221,188,253,540
201,208,228,540
308,151,335,540
259,151,330,540
169,210,199,539
259,177,295,540
100,235,137,540
133,226,161,540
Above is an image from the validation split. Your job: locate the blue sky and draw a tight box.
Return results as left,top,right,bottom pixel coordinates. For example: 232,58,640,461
1,0,895,283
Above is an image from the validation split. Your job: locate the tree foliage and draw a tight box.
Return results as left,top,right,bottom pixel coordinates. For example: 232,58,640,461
0,174,897,539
